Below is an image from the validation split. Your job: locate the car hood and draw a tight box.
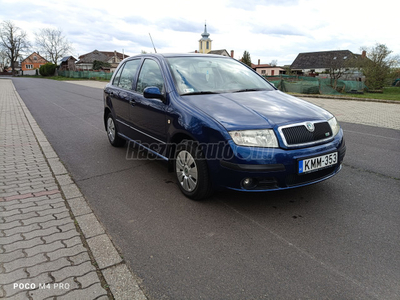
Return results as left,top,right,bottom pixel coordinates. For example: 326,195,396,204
181,90,333,131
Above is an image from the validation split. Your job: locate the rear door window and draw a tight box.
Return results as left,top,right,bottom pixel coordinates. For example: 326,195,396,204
113,59,141,90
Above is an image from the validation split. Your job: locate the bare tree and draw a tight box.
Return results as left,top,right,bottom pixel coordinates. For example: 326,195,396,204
35,28,72,65
269,59,278,67
327,59,346,90
327,54,357,90
0,20,31,75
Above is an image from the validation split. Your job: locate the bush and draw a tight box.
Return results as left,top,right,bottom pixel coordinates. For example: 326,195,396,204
39,63,57,76
93,60,111,70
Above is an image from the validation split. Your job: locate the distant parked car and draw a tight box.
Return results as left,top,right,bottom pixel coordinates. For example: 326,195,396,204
103,53,346,200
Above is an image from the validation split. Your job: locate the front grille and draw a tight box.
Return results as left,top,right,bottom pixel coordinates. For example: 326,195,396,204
281,122,332,146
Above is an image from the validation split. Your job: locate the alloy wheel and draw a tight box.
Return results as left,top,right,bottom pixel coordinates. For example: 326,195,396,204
176,150,198,192
107,117,115,143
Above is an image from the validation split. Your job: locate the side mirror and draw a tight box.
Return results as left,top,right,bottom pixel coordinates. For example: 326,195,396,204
143,86,164,101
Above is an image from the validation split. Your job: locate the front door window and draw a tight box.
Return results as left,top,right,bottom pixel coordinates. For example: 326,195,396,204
136,59,164,94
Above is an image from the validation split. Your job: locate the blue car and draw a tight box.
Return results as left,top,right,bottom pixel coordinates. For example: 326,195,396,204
104,53,345,200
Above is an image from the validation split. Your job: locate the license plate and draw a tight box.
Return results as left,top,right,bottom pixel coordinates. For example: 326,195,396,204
298,152,338,174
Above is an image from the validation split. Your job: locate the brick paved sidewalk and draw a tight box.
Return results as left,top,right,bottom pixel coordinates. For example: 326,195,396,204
0,80,146,299
302,97,400,130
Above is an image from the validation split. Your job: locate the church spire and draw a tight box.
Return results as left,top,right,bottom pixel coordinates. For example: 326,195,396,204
201,23,210,39
199,23,212,54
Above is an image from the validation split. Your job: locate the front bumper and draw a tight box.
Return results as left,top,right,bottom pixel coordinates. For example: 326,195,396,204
208,130,346,191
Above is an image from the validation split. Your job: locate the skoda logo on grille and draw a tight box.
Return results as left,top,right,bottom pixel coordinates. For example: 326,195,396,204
305,122,315,132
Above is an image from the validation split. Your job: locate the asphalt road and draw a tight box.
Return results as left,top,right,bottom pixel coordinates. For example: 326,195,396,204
12,78,400,299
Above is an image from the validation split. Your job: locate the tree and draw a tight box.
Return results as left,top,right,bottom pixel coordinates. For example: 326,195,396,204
92,60,111,70
269,59,278,67
0,49,8,72
359,43,400,90
35,28,72,65
284,65,295,76
327,57,348,90
241,50,252,67
39,62,56,76
0,20,31,75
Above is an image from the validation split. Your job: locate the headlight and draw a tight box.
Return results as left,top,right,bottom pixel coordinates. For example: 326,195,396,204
229,129,279,148
328,117,340,137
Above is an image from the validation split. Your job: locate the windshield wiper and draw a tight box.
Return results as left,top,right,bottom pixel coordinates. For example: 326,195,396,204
181,91,220,96
232,88,268,93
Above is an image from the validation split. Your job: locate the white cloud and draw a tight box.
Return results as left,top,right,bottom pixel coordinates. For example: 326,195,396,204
1,0,398,65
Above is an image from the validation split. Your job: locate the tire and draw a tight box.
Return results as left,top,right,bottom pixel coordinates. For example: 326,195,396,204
106,113,125,147
174,140,213,200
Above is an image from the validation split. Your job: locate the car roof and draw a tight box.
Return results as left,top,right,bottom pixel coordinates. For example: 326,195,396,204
127,53,232,59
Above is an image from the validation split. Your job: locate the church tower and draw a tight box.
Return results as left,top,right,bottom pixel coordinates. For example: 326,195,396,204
199,23,212,54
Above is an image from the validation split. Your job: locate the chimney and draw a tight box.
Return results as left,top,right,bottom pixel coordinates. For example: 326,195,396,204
362,50,366,58
258,59,260,65
231,50,234,58
195,50,198,53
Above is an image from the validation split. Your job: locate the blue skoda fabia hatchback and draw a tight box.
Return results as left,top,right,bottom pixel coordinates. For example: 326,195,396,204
104,53,346,200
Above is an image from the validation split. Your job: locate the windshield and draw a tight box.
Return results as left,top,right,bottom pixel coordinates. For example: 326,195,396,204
166,56,275,95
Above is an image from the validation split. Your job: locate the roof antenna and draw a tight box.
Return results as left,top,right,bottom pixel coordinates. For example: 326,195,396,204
149,33,157,53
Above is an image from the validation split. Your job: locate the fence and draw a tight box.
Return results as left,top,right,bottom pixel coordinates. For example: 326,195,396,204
266,75,368,95
56,71,367,95
58,70,113,80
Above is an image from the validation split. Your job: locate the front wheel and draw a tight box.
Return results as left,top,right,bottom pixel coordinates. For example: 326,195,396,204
106,113,125,147
174,141,213,200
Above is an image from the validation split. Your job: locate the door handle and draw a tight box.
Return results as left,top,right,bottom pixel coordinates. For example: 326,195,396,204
129,99,136,106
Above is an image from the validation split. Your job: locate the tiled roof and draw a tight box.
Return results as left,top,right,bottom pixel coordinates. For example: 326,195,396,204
21,52,48,64
100,51,128,60
290,50,360,69
208,49,230,56
60,56,77,62
77,50,128,64
253,64,272,68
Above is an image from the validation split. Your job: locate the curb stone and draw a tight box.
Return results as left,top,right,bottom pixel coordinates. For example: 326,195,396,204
2,80,147,300
295,93,400,104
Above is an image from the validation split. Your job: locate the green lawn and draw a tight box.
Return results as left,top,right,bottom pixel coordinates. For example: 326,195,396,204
342,87,400,101
292,87,400,101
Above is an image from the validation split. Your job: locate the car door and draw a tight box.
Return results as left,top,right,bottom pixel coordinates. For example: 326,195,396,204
108,59,141,136
129,58,168,149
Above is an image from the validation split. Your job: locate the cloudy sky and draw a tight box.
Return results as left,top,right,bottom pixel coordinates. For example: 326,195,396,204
1,0,398,66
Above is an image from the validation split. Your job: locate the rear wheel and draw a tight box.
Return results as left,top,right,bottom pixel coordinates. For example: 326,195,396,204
174,141,213,200
106,113,125,147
